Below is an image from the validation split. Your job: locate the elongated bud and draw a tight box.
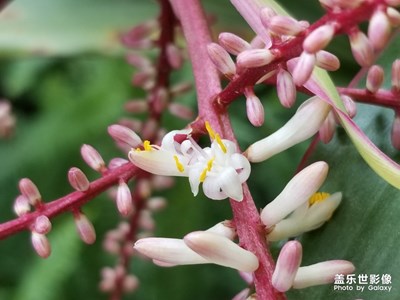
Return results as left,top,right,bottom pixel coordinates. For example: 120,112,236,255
272,241,303,292
134,237,209,266
81,144,106,172
123,274,139,293
121,21,156,49
206,221,236,240
315,50,340,71
207,43,236,79
132,68,155,89
218,32,251,55
291,52,316,86
74,211,96,244
14,195,30,216
268,15,307,36
236,49,275,68
166,43,183,69
34,215,52,234
319,111,336,143
366,65,384,93
124,100,148,113
68,167,90,192
183,231,259,272
151,175,175,190
277,68,296,108
31,232,51,258
108,124,142,148
341,95,357,118
168,103,194,120
170,82,192,96
368,9,391,50
348,29,374,67
19,178,42,206
387,7,400,26
303,23,335,54
126,53,151,69
116,181,134,216
108,158,129,170
138,210,154,231
245,88,264,127
293,260,355,289
246,97,330,162
261,161,329,227
391,59,400,92
391,113,400,149
259,6,278,29
147,197,167,212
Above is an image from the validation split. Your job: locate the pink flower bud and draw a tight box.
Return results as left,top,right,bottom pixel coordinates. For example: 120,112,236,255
207,43,236,79
141,118,158,140
116,181,134,216
391,59,400,92
319,111,336,143
341,95,357,118
80,144,106,173
137,179,151,199
183,231,259,272
131,68,155,90
315,50,340,71
124,100,148,113
387,7,400,26
366,65,384,93
391,113,400,150
368,9,391,51
245,88,265,127
19,178,42,206
303,23,335,54
348,29,374,67
166,43,183,69
13,195,30,216
236,49,275,69
108,158,129,170
34,215,52,235
272,241,303,292
277,69,296,108
170,82,192,96
268,15,308,36
232,288,250,300
218,32,251,55
108,124,142,148
150,87,169,115
139,210,154,231
147,197,167,212
259,7,277,29
123,274,139,292
291,52,316,86
31,231,51,258
68,167,90,192
151,175,175,190
168,103,194,120
74,211,96,244
120,21,156,49
0,101,15,138
125,53,151,69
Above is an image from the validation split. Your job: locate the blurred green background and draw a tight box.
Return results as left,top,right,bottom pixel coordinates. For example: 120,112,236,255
0,0,399,299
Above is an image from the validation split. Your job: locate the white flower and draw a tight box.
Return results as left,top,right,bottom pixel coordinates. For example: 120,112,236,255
128,122,251,201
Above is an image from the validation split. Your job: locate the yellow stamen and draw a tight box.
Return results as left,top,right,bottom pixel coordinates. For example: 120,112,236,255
200,158,215,182
143,140,152,151
309,192,331,206
173,155,185,173
205,121,215,139
215,134,227,153
207,157,215,171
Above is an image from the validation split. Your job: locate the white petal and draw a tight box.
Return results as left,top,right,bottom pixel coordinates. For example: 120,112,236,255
267,218,304,242
160,129,191,152
230,153,251,182
218,167,244,201
304,192,342,230
206,221,236,240
202,176,226,200
188,166,202,196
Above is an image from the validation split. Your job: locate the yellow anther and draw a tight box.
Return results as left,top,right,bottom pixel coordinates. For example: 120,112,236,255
200,158,214,182
173,155,185,173
207,157,215,171
205,121,216,139
143,140,152,151
215,134,227,153
199,167,208,182
309,192,331,206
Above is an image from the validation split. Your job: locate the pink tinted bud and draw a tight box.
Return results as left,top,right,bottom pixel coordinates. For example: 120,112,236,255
166,43,183,69
124,100,148,113
303,23,335,54
13,195,30,216
74,212,96,244
291,52,316,86
170,82,192,96
116,181,134,216
277,68,296,108
387,7,400,26
99,267,116,292
118,118,142,132
168,103,194,120
137,179,151,199
108,124,142,148
121,21,156,49
315,50,340,71
272,241,302,292
68,167,90,192
341,95,357,118
34,215,52,234
366,65,384,93
236,49,275,69
131,68,155,90
349,29,374,67
207,43,236,79
151,175,175,190
391,59,400,92
259,7,277,29
245,88,265,127
81,144,106,172
147,197,167,212
139,210,155,231
239,271,254,285
123,275,139,292
368,10,391,51
31,232,51,258
319,111,336,143
125,53,151,69
391,113,400,149
108,158,129,170
141,118,158,140
19,178,41,206
268,15,308,36
218,32,251,55
150,87,169,115
232,288,250,300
